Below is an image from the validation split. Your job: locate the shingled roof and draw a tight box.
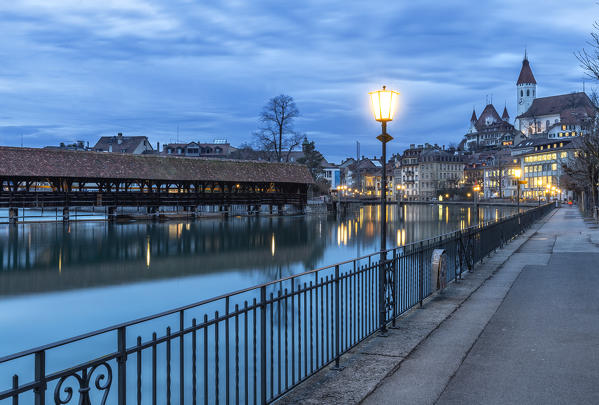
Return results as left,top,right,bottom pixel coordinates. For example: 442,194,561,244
516,92,597,119
517,57,536,85
0,147,314,184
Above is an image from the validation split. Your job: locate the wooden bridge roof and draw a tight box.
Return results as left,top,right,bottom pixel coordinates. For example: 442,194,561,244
0,147,314,184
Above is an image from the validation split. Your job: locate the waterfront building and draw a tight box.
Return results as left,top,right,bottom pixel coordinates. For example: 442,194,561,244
396,144,463,200
93,133,154,154
322,162,341,190
482,151,521,199
395,144,423,200
419,146,464,200
511,137,580,200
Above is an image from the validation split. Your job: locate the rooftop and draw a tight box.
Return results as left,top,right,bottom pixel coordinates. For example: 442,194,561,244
0,147,314,184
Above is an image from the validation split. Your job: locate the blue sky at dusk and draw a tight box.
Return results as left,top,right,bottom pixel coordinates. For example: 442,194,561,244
0,0,597,162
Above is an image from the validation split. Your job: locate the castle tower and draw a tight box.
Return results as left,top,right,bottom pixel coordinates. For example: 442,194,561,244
516,52,536,118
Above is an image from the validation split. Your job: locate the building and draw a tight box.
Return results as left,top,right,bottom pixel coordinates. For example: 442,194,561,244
418,146,464,200
514,54,597,136
163,140,233,158
512,137,580,200
322,162,341,190
395,144,463,200
395,144,423,200
482,152,521,199
462,104,523,151
93,133,154,154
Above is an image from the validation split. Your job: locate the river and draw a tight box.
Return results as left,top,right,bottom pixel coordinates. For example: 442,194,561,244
0,203,517,359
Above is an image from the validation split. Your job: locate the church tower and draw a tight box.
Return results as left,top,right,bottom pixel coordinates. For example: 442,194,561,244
516,52,536,118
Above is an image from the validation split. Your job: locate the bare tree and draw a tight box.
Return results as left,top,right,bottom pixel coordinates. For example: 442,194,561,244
254,94,303,162
577,22,599,80
563,121,599,213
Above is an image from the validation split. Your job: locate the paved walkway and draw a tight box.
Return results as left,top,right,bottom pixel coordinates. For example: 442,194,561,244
363,206,599,405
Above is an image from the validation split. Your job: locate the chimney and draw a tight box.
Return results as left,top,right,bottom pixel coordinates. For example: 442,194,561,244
410,144,415,149
157,141,160,151
442,144,445,150
117,132,123,145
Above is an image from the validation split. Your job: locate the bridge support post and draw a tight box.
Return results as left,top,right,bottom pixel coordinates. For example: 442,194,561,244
62,207,69,222
8,208,18,224
269,205,273,215
224,205,230,219
277,204,284,216
254,205,260,216
247,205,252,216
107,207,116,222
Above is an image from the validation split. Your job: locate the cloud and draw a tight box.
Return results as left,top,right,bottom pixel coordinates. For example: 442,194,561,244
0,0,595,163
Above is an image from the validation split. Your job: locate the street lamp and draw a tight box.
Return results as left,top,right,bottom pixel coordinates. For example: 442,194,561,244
473,185,480,220
369,85,399,334
514,169,522,211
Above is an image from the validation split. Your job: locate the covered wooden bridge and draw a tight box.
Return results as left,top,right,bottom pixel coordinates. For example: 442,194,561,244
0,147,314,221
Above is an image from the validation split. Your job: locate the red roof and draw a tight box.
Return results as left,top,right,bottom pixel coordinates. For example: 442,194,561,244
517,58,536,85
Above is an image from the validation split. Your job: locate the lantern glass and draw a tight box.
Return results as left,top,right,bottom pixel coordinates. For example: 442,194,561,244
514,169,522,179
369,86,399,122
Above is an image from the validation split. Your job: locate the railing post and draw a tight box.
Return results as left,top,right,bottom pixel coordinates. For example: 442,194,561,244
118,326,127,405
419,241,424,308
34,351,45,405
260,286,267,405
334,264,340,368
392,249,397,327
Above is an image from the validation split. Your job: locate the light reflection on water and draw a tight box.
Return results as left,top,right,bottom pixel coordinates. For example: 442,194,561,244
0,204,517,356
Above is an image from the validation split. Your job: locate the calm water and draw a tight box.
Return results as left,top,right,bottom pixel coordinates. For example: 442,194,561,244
0,204,516,357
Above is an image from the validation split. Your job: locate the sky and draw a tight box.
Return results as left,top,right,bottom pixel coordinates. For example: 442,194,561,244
0,0,597,162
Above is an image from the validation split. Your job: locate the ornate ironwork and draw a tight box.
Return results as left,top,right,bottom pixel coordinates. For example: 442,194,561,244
54,362,112,405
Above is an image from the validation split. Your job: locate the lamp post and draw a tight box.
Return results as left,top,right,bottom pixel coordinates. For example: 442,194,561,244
369,85,399,334
514,169,522,211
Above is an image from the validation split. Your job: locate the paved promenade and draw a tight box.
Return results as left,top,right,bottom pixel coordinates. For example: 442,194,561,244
280,206,599,404
364,206,599,405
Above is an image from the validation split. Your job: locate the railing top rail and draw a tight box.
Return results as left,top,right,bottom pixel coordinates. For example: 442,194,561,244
0,203,552,364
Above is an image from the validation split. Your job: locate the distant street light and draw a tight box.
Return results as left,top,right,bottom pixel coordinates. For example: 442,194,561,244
369,85,399,334
514,169,523,211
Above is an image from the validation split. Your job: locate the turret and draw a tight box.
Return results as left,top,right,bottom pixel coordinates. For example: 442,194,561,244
501,105,509,121
516,52,536,117
468,109,477,133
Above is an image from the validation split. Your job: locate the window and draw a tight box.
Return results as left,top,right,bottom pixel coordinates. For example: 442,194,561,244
520,90,523,97
527,89,530,96
560,152,567,158
552,163,557,171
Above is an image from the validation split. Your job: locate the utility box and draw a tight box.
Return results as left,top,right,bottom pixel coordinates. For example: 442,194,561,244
431,249,447,291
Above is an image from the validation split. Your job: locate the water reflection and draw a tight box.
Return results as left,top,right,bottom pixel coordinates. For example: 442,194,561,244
0,204,518,298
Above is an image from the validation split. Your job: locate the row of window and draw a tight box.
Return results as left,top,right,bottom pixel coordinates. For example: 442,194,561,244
524,176,555,189
524,152,567,163
524,163,558,173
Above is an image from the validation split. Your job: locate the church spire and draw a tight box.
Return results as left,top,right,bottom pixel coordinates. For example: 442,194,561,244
517,53,536,85
470,108,477,123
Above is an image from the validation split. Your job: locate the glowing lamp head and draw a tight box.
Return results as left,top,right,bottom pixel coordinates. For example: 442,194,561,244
514,169,522,179
369,86,399,122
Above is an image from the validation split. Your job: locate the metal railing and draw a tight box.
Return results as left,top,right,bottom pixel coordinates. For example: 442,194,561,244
0,203,554,404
